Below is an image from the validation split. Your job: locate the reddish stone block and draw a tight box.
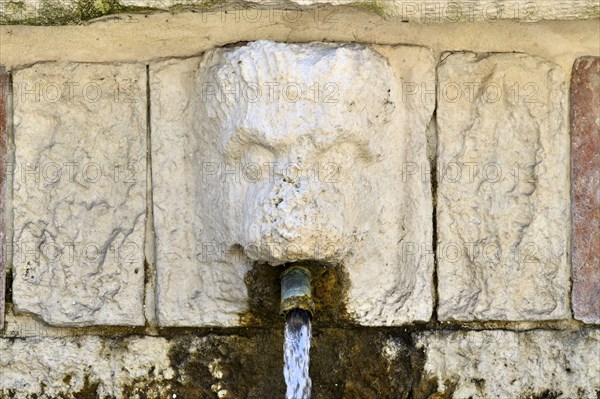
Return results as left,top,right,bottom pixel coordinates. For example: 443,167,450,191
0,66,7,328
571,56,600,324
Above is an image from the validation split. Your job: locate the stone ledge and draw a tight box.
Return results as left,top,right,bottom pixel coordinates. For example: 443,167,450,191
0,0,598,25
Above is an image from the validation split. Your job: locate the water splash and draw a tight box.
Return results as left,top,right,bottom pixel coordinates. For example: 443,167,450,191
284,309,312,399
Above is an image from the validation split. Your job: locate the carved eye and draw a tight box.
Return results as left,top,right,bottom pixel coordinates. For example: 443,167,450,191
238,143,278,183
320,141,374,165
315,141,374,183
241,143,277,165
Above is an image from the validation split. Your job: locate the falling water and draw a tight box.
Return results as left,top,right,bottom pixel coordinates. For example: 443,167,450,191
283,309,312,399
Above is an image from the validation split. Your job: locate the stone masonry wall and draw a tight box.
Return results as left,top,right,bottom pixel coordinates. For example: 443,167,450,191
0,4,599,399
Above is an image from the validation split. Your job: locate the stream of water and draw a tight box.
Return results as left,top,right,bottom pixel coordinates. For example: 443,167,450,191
283,309,312,399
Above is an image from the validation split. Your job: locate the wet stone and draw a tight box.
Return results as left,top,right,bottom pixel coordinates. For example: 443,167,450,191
166,329,439,399
571,56,600,324
2,329,597,398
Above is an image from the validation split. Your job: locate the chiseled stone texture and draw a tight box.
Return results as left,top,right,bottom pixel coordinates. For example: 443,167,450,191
0,336,174,398
408,329,600,398
7,0,597,25
436,52,569,321
571,56,600,325
151,40,434,326
12,63,147,326
0,66,8,328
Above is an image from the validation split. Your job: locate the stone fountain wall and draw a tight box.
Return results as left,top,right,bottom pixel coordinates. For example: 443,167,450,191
0,2,599,398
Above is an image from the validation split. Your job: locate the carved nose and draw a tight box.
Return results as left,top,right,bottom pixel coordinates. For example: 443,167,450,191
266,176,320,219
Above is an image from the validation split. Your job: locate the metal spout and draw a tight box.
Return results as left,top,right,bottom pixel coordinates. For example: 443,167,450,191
280,266,314,317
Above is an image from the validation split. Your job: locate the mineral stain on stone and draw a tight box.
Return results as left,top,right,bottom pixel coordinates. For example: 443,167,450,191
241,261,351,327
3,375,104,399
72,375,101,399
166,328,451,399
219,261,451,397
168,333,284,398
521,389,563,399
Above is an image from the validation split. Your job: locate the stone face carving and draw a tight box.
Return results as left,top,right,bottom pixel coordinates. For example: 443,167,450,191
151,40,435,326
12,63,147,326
436,52,569,321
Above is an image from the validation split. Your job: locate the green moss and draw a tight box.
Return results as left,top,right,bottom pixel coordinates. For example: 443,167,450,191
0,0,225,25
81,0,123,20
583,3,600,19
348,1,386,17
169,0,223,12
93,0,111,13
4,1,26,15
1,0,75,24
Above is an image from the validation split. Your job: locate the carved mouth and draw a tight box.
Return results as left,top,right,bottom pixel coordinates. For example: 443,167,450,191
241,235,346,266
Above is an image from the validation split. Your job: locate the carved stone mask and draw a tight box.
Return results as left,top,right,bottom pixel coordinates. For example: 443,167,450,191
152,40,434,326
195,41,396,266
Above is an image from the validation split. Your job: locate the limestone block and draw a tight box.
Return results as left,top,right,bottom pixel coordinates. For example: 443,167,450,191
12,63,147,326
151,40,435,326
111,336,175,396
0,336,113,397
436,52,569,321
0,66,8,328
571,56,600,324
0,336,174,398
409,329,600,398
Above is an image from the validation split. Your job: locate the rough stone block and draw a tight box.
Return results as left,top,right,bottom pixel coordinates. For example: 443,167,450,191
0,66,8,328
0,336,174,398
151,40,435,326
12,63,147,326
571,56,600,324
408,329,600,398
1,329,598,398
436,52,570,321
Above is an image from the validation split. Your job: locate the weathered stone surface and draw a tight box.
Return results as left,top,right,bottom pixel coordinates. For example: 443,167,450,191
0,66,7,329
408,329,600,398
571,56,600,325
12,63,147,326
151,40,434,326
0,330,419,398
2,328,598,398
0,336,174,398
0,336,112,397
436,52,569,321
3,0,598,25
